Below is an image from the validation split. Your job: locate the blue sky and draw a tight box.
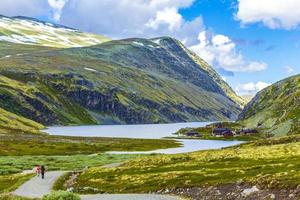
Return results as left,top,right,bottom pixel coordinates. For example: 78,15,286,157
0,0,299,95
178,0,300,94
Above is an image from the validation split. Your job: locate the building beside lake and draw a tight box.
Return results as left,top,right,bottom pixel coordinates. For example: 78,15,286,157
212,128,233,137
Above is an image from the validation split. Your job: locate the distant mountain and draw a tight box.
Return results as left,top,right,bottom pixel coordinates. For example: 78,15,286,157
238,74,300,136
0,16,244,126
0,15,109,48
240,94,254,103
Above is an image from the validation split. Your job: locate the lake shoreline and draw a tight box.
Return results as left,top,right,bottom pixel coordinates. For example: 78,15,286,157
44,122,245,154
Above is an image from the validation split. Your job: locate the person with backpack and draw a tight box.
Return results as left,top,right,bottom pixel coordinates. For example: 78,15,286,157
34,165,41,177
41,165,46,179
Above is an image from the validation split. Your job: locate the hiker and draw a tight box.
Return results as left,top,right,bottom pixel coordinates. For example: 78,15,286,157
35,165,41,177
41,165,46,179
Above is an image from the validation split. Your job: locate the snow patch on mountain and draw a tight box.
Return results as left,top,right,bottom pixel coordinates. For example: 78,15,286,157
84,67,98,72
0,15,110,48
133,41,145,46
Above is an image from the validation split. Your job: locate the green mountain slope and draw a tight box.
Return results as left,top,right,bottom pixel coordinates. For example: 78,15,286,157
0,107,43,135
0,37,242,125
0,15,109,48
238,74,300,136
0,16,244,126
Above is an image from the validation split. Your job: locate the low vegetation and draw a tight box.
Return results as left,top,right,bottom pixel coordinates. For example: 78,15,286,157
0,194,36,200
0,133,180,156
42,191,80,200
0,173,34,193
238,74,300,136
0,154,147,175
0,108,44,135
73,135,300,194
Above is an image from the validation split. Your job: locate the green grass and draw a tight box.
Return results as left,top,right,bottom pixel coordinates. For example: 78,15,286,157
52,172,73,191
0,107,44,135
0,173,34,193
0,153,150,194
0,154,148,175
239,74,300,136
73,135,300,194
0,194,36,200
0,133,180,156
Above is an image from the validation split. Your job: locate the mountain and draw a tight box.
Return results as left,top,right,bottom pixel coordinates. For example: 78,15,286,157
0,15,109,48
0,16,244,126
238,74,300,136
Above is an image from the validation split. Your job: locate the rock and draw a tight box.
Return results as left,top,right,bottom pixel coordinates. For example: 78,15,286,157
269,193,275,199
241,186,259,197
289,194,295,198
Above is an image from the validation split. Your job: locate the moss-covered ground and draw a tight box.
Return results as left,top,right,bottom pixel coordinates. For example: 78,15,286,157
73,135,300,194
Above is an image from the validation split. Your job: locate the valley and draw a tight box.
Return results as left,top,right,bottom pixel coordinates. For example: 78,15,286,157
0,14,299,200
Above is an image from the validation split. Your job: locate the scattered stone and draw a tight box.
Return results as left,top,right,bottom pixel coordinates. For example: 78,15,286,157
241,186,259,197
289,194,295,198
269,193,276,199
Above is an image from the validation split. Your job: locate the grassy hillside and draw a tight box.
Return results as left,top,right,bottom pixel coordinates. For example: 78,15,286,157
238,74,300,136
0,107,43,135
72,135,300,197
0,37,242,125
0,15,109,48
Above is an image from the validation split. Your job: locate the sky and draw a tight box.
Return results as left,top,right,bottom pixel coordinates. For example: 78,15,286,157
0,0,299,96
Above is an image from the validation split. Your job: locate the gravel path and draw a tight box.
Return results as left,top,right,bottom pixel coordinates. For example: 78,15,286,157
13,171,66,198
13,170,183,200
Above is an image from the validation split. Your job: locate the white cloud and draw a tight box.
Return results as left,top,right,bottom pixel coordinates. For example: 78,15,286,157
284,66,296,75
0,0,269,76
235,81,271,95
59,0,203,46
0,0,48,17
146,7,183,31
0,0,67,22
190,31,267,72
48,0,68,21
236,0,300,29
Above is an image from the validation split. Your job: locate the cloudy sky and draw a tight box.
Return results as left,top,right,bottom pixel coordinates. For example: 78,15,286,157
0,0,299,95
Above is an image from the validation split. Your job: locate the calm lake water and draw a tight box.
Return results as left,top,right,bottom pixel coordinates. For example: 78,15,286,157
108,139,243,154
44,122,213,139
45,122,244,154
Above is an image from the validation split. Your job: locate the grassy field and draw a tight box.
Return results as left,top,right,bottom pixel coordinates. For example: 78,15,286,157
73,135,300,194
0,154,148,175
0,194,35,200
0,133,180,156
0,173,34,193
0,153,152,196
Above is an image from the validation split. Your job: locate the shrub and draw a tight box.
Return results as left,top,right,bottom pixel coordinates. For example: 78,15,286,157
42,191,80,200
0,194,31,200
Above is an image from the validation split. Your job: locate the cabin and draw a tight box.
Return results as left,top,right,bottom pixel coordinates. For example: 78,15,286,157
212,128,233,137
236,129,258,135
186,131,203,137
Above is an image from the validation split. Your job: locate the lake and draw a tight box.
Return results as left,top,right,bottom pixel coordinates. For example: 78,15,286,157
108,139,243,154
45,122,244,154
44,122,213,139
